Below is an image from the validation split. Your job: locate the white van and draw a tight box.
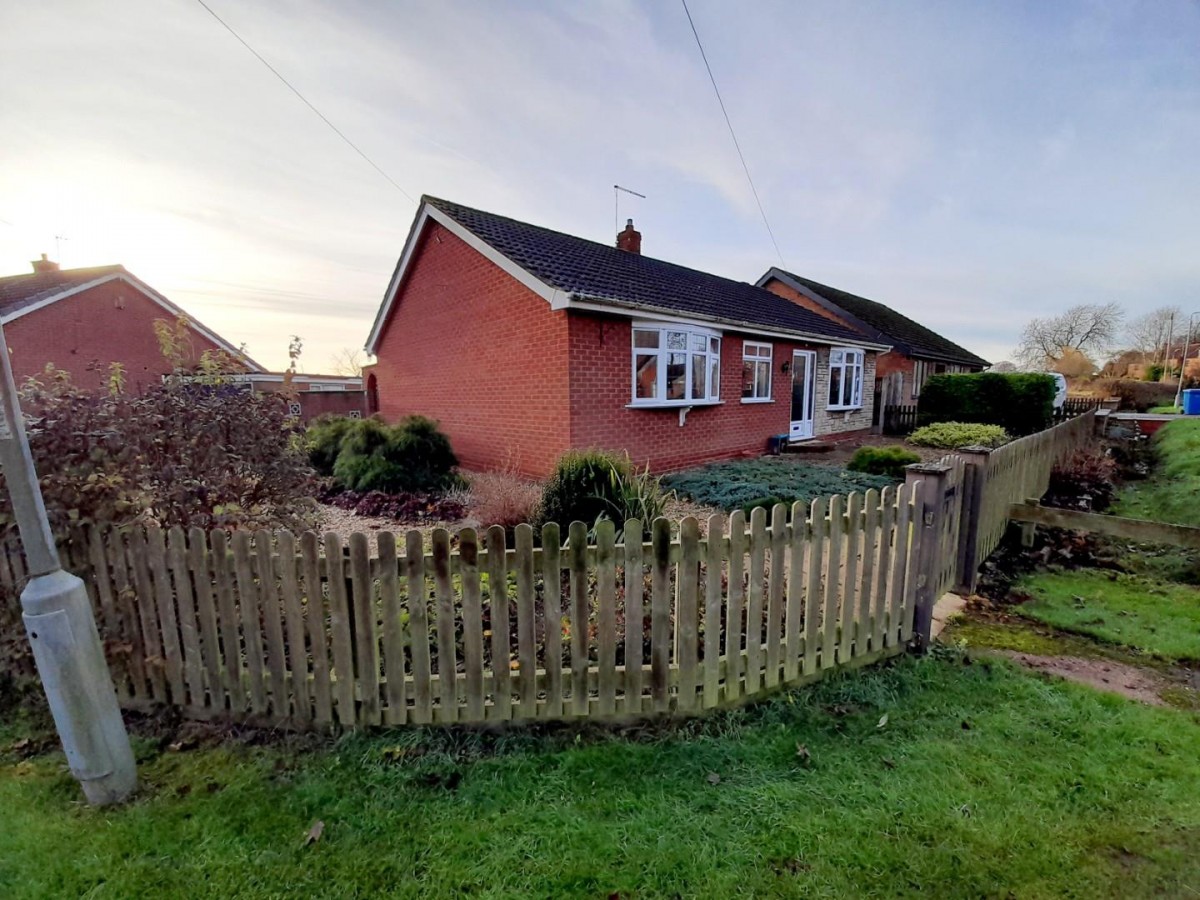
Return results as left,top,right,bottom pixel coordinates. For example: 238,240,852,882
1050,373,1068,409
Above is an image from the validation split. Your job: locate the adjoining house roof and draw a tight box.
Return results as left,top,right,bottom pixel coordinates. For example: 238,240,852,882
758,267,990,368
0,265,126,319
0,264,265,372
367,196,888,353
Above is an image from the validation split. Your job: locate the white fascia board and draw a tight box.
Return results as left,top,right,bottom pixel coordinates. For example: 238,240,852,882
564,296,892,352
365,201,567,354
1,272,265,372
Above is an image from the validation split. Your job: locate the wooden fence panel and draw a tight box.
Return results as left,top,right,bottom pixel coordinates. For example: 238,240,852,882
822,495,843,668
257,531,290,720
839,493,862,662
432,528,457,723
725,510,746,703
621,519,643,716
872,488,894,652
745,506,767,694
569,521,590,716
209,529,243,713
650,517,671,713
783,502,806,682
278,530,311,723
187,526,223,711
324,532,356,726
300,531,333,725
595,520,618,716
703,514,724,707
167,527,204,708
407,530,434,725
348,532,380,726
676,517,700,711
457,528,483,723
542,523,564,718
765,504,786,689
514,524,538,720
804,497,825,675
484,525,509,723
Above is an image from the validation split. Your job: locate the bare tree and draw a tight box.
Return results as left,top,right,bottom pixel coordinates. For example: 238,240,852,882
1014,303,1124,370
329,347,365,377
1125,305,1180,364
987,360,1018,373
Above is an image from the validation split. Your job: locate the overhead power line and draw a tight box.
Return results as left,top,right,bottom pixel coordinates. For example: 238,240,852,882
193,0,416,203
680,0,785,266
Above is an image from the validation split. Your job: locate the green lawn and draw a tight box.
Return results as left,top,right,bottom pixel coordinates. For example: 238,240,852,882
4,654,1200,898
1113,418,1200,527
1016,569,1200,661
662,458,894,512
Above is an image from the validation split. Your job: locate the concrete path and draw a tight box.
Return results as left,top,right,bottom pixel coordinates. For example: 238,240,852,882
931,592,968,641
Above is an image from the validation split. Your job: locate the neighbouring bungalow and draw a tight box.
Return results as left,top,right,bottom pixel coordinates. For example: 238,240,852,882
757,268,989,403
363,197,891,477
0,254,262,392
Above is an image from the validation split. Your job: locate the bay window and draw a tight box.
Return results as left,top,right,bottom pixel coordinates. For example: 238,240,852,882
827,348,865,410
632,324,721,405
741,341,773,401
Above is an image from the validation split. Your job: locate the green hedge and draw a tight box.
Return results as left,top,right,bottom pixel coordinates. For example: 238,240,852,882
917,372,1055,434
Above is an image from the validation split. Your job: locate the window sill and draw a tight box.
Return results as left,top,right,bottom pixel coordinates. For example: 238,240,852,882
826,405,864,413
740,397,775,404
626,400,723,410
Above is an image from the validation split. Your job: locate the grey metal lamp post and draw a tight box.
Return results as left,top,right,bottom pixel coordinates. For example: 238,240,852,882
1173,312,1200,412
0,321,135,805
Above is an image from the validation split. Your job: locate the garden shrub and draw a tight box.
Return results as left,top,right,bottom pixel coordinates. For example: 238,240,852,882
330,415,459,494
306,415,356,476
1092,378,1178,412
469,470,541,532
846,446,921,478
537,449,630,530
908,422,1009,449
1145,364,1165,383
917,372,1055,434
4,365,317,535
741,496,785,518
1043,448,1118,512
662,459,893,512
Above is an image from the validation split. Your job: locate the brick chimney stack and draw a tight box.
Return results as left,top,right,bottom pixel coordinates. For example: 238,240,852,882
616,218,641,254
31,253,59,274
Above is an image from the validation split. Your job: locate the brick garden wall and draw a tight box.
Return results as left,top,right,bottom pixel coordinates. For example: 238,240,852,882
4,279,228,393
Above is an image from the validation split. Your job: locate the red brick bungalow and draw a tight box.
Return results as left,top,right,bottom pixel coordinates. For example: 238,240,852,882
364,197,890,477
757,267,989,403
0,255,262,392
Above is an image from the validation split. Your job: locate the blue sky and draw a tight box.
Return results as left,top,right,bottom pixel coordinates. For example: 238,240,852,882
2,0,1198,370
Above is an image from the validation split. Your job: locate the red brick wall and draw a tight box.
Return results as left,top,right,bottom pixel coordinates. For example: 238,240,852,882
296,391,366,422
370,222,571,476
4,279,228,393
567,313,842,472
762,278,859,330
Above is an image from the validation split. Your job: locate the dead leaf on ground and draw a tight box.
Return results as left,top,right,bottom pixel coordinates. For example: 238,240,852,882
876,713,889,729
304,820,325,847
706,772,721,786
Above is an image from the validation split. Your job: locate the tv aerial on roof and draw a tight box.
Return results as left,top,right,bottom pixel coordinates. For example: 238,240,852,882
614,184,646,237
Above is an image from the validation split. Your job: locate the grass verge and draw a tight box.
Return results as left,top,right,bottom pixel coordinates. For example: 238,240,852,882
3,654,1200,898
1016,569,1200,662
1113,418,1200,527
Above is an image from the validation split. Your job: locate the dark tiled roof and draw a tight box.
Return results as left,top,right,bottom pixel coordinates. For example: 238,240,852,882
0,265,126,319
425,197,872,345
768,269,989,368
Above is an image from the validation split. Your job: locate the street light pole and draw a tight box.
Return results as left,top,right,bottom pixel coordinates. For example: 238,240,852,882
0,321,135,805
1173,312,1199,412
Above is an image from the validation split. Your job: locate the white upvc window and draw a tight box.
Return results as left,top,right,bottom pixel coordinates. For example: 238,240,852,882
827,347,865,410
631,324,721,406
741,341,773,401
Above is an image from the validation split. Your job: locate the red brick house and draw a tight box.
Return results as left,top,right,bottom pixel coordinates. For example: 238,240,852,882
364,197,890,477
757,268,989,406
0,255,262,392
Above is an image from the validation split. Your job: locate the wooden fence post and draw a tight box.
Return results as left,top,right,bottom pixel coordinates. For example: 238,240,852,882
954,445,992,595
904,462,954,653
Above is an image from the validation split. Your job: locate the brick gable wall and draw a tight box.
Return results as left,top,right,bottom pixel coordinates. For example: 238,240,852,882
4,279,228,393
369,222,571,476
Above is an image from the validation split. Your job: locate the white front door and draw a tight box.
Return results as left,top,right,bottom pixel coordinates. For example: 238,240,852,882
790,350,816,440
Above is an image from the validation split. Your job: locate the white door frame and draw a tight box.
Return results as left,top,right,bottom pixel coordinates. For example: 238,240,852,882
789,350,816,440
